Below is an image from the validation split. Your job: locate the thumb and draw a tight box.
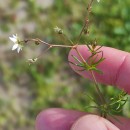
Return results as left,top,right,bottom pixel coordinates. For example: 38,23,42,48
71,114,119,130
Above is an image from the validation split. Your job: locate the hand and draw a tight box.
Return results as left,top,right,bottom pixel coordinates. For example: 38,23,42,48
36,45,130,130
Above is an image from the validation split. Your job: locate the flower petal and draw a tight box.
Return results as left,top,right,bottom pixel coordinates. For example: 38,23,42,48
9,37,17,43
17,46,22,53
13,34,18,39
12,44,18,50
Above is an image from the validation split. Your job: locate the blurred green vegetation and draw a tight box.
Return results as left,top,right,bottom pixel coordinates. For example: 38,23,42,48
0,0,130,129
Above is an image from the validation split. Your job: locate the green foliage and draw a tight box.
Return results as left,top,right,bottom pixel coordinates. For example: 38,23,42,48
86,90,128,118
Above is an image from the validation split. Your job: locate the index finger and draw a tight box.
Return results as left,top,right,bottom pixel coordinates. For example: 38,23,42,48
68,45,130,94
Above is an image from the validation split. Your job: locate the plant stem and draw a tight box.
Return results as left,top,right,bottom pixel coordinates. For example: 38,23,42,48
25,38,75,48
75,46,106,108
51,44,74,48
76,0,94,43
75,47,86,63
90,70,106,104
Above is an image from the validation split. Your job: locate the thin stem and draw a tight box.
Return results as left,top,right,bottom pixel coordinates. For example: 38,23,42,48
74,45,106,107
51,44,74,48
76,0,94,43
74,45,108,118
25,38,74,48
75,46,86,63
24,39,50,46
74,46,105,104
77,23,88,42
90,71,106,104
25,38,75,59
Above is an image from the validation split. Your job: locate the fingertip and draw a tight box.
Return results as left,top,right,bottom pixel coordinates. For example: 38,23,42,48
35,108,64,130
35,108,86,130
71,114,119,130
35,108,130,130
35,108,51,130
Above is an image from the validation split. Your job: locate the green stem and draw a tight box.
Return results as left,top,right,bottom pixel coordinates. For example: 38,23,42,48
51,44,73,48
76,0,94,43
90,71,106,104
74,47,105,105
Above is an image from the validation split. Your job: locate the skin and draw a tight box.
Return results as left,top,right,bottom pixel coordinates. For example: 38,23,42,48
36,45,130,130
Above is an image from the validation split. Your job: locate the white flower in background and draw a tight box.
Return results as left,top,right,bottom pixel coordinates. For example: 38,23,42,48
27,58,38,65
97,0,100,2
9,34,23,53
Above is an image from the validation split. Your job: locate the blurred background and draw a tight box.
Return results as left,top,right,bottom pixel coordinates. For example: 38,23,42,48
0,0,130,130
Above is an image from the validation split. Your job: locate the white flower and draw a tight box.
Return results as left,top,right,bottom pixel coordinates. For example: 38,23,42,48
27,58,38,65
9,34,23,53
97,0,100,2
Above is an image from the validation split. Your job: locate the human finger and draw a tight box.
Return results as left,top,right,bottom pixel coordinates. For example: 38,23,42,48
68,45,130,93
35,108,86,130
35,108,130,130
